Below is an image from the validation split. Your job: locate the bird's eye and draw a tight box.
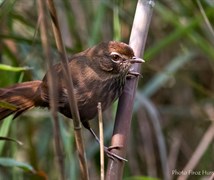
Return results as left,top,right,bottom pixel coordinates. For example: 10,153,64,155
110,52,121,62
111,54,120,61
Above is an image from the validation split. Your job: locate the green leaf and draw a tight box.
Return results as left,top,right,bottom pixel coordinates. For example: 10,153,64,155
0,64,32,72
0,158,35,173
0,101,17,110
113,6,121,41
0,117,13,154
0,136,23,145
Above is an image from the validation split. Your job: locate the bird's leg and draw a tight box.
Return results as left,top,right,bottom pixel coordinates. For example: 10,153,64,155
88,127,127,161
82,121,127,161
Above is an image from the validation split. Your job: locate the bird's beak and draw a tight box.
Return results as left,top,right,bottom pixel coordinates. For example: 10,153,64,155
130,57,145,64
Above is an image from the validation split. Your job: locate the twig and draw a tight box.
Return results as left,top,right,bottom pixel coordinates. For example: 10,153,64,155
178,104,214,180
178,123,214,180
106,0,155,179
46,0,89,179
98,102,104,180
209,172,214,180
37,0,65,179
196,0,214,40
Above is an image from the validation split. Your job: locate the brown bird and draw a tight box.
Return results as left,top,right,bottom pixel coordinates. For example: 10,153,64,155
0,41,143,159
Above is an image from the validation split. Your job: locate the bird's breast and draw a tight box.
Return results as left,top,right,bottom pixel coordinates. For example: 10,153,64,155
75,74,126,121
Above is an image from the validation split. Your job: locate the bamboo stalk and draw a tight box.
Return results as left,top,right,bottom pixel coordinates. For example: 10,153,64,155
106,0,155,179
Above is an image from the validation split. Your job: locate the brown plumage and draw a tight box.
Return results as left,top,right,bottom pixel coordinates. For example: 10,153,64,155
0,41,143,130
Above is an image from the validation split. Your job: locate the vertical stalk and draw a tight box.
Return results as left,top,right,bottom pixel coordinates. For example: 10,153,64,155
106,0,155,179
37,0,65,179
46,0,89,179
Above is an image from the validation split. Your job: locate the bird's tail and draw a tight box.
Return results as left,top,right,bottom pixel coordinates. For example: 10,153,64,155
0,80,42,120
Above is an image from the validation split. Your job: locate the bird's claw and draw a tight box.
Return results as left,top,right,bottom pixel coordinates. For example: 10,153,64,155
127,71,143,78
107,145,123,151
104,145,128,162
87,127,127,161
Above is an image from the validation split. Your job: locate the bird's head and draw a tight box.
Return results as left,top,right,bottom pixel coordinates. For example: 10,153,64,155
89,41,144,77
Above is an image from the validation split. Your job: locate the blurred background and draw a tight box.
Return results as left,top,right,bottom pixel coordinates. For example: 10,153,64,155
0,0,214,180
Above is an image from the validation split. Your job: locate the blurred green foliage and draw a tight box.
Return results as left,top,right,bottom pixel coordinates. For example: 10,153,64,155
0,0,214,180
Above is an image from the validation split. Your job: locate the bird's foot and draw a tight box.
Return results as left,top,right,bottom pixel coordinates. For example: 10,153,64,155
104,145,127,162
